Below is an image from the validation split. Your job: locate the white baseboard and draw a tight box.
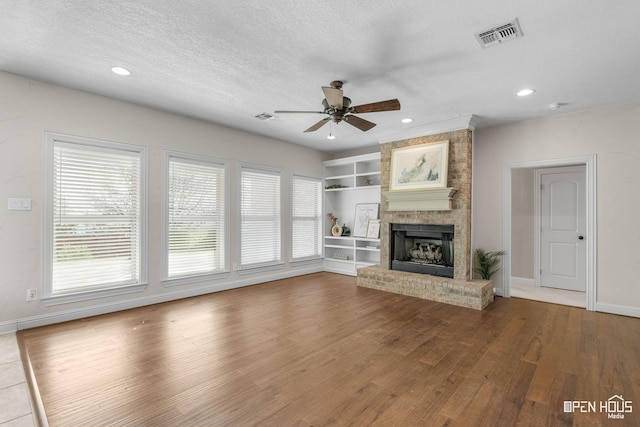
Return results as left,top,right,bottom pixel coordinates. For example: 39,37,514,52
595,302,640,319
10,265,323,332
0,321,18,335
511,277,536,286
5,267,638,332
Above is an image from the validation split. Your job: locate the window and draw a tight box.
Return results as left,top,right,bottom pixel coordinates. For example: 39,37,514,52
291,175,322,260
166,153,227,280
240,166,281,269
44,133,146,299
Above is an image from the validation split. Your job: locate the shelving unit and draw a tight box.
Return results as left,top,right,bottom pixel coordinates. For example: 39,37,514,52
323,152,381,276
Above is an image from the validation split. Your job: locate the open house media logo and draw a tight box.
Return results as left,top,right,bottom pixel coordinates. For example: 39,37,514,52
564,395,633,420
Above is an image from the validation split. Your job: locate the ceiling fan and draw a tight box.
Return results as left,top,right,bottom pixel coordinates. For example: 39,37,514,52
274,81,401,133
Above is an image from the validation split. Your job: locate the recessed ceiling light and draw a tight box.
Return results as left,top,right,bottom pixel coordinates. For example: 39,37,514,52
401,118,413,123
111,66,131,76
516,88,535,97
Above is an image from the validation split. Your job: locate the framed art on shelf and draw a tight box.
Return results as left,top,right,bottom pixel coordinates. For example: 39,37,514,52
389,140,449,191
366,219,381,239
353,203,379,237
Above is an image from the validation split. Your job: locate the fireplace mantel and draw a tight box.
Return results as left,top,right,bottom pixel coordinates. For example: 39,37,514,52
382,188,457,211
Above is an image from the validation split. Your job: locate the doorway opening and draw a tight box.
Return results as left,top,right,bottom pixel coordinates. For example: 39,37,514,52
502,156,596,310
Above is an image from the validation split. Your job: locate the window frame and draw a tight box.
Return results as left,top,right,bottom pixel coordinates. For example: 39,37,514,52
238,163,284,272
43,132,148,304
291,174,323,262
162,150,230,285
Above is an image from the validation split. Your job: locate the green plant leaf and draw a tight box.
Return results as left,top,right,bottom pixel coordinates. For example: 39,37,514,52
474,248,505,280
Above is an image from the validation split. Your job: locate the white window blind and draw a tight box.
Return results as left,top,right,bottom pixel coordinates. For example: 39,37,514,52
240,167,281,268
50,140,143,294
167,155,226,279
292,175,322,260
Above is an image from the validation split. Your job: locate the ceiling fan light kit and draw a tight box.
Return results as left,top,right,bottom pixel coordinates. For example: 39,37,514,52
275,81,400,135
327,121,336,140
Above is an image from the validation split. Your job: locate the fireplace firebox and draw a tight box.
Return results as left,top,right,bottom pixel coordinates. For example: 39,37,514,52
390,223,454,278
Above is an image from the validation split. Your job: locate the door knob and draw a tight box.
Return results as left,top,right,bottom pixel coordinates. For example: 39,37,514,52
578,235,584,240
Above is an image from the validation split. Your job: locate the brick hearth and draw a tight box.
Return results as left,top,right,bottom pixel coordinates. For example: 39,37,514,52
357,265,493,310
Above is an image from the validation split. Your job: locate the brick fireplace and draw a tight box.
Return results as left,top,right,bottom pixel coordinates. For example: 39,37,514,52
356,129,494,310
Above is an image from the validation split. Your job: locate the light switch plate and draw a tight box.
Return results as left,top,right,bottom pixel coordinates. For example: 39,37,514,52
8,198,32,211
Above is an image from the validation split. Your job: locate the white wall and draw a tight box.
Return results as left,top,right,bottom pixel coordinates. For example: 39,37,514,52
473,102,640,315
0,72,329,332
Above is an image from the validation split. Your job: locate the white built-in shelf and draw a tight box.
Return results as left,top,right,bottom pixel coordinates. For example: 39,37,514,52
325,185,381,192
323,152,381,276
325,174,353,180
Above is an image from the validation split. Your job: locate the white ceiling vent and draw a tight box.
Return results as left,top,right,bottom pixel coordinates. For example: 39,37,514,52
255,113,275,121
475,19,523,48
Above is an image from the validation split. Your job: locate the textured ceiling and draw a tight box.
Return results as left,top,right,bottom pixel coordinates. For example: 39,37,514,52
1,0,639,152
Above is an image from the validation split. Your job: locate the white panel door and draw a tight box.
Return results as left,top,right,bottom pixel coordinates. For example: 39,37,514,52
540,166,586,291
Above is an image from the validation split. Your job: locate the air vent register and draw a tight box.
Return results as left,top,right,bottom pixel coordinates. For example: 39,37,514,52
475,18,523,48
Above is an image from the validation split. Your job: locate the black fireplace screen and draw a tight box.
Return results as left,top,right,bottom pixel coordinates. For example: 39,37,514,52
390,223,454,278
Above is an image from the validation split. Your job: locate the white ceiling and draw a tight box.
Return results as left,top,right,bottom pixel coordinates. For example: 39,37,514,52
1,1,639,152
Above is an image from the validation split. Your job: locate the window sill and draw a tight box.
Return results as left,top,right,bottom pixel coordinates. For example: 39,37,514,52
290,257,323,266
42,283,148,306
237,262,285,276
162,271,230,287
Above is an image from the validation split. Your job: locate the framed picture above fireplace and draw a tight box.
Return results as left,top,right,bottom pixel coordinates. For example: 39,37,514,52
390,140,449,191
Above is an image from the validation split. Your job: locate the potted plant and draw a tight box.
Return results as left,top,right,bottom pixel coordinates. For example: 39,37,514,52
474,248,505,280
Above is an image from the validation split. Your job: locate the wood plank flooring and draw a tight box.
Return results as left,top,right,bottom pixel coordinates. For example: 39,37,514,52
17,272,640,426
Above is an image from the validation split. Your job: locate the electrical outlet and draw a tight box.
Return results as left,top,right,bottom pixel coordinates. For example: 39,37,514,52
27,288,37,301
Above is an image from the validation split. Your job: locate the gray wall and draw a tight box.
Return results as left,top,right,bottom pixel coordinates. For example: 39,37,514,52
510,168,535,279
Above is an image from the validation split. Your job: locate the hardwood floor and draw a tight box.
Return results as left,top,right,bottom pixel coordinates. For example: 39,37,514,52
17,272,640,426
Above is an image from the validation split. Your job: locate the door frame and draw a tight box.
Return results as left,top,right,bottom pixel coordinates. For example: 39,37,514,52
502,155,596,310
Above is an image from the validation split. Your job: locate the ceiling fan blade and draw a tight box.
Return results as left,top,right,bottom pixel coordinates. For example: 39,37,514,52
322,86,343,109
274,110,325,114
304,118,330,133
344,115,377,132
351,99,401,114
